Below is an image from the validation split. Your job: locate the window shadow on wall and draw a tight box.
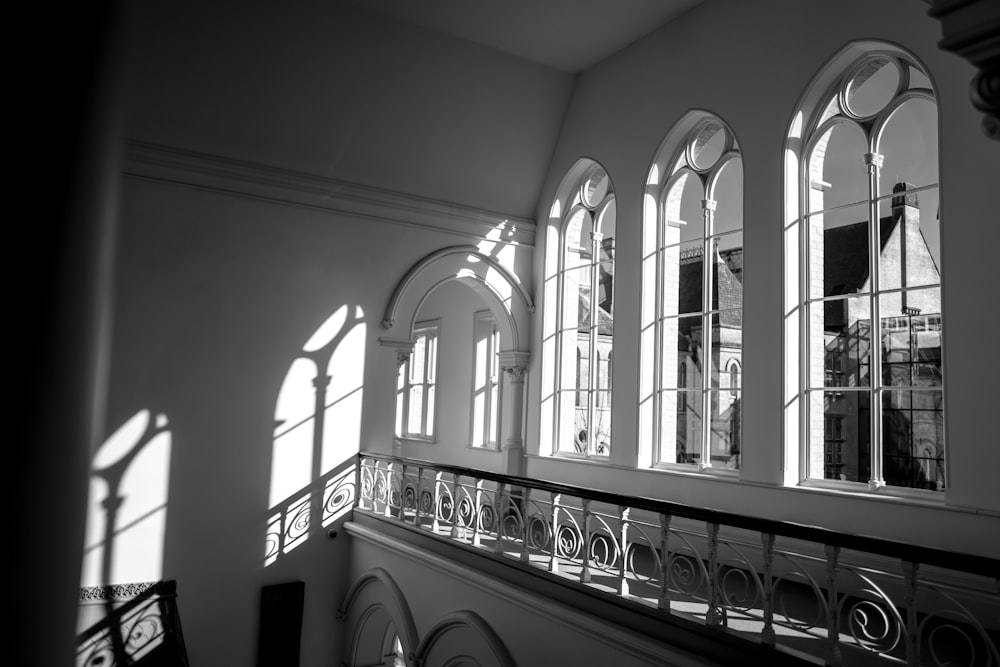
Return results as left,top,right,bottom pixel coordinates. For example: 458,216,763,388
266,304,367,566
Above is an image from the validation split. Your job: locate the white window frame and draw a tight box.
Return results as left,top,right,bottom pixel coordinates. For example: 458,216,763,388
785,47,945,496
397,321,439,441
547,163,616,459
649,116,743,473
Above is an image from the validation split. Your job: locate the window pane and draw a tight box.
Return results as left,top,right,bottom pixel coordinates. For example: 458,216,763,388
879,97,938,192
811,389,870,483
426,386,435,437
690,120,727,170
712,158,743,235
879,292,943,388
708,311,741,388
660,314,702,391
808,122,867,214
876,185,941,290
809,201,872,301
710,389,741,470
882,388,944,490
659,389,701,465
811,296,872,389
407,385,423,434
845,57,900,117
661,239,704,317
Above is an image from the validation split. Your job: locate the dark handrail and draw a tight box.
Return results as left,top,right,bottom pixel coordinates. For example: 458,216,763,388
359,452,999,578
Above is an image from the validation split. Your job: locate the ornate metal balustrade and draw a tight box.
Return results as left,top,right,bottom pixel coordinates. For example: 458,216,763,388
76,580,189,666
357,453,999,667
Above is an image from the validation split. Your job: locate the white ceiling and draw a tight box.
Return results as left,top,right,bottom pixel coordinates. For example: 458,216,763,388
338,0,703,72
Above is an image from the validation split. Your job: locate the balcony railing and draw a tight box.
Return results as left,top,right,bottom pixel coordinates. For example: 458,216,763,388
357,453,998,667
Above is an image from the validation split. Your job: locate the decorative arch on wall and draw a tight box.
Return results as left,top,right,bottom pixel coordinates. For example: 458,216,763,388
415,610,515,667
339,568,419,667
381,245,533,356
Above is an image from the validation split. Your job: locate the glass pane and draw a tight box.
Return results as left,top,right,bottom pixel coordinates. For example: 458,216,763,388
407,385,423,434
661,238,704,317
708,311,741,388
664,172,706,244
808,122,867,214
714,230,744,271
712,158,743,235
810,296,871,389
573,404,591,454
808,201,871,300
845,57,900,117
690,120,726,170
882,388,944,491
879,291,943,388
597,205,615,318
592,397,612,456
876,185,941,289
659,390,701,465
710,389,741,470
410,336,425,382
426,385,435,437
879,97,938,192
812,389,870,483
561,263,592,335
661,314,703,390
581,166,610,208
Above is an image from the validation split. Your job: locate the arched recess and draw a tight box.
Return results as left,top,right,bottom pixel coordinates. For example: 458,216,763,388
339,568,419,667
380,246,534,475
414,610,515,667
381,245,533,355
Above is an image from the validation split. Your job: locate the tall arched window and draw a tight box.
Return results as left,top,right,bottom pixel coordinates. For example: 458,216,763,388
641,113,743,471
785,44,943,493
543,161,616,458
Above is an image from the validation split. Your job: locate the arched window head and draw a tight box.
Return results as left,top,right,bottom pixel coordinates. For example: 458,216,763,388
542,160,615,458
641,113,743,472
784,44,944,494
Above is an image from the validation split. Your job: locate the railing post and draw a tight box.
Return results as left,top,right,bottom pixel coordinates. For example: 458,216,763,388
761,532,776,647
413,467,424,527
520,487,533,562
450,472,462,539
825,544,843,667
383,460,395,517
354,454,363,510
706,522,726,627
397,462,408,521
472,478,483,547
549,493,561,573
432,471,444,533
495,482,508,556
658,513,672,611
580,499,592,584
618,506,630,598
903,560,919,667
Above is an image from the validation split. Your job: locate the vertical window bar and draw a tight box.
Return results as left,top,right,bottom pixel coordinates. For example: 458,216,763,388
865,152,885,490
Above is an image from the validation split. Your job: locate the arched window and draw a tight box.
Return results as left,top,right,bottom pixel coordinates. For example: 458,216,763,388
785,44,944,493
641,113,743,471
543,161,616,458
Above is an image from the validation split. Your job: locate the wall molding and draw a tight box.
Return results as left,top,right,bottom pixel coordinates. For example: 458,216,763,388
123,140,537,244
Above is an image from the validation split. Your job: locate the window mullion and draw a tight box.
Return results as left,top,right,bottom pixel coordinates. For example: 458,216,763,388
864,151,885,490
589,228,602,455
701,198,717,470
